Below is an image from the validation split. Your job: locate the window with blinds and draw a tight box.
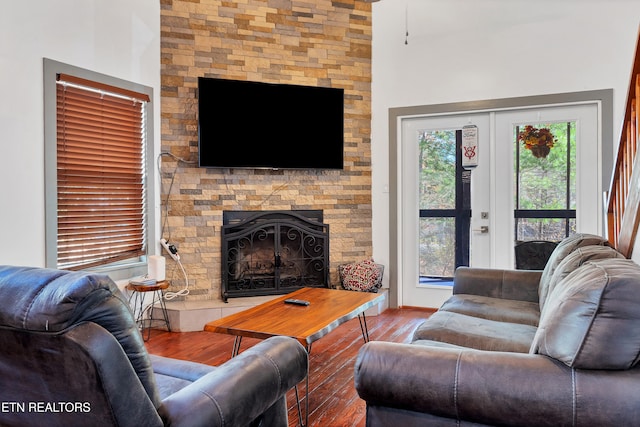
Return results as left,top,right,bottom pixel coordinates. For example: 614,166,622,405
55,73,150,270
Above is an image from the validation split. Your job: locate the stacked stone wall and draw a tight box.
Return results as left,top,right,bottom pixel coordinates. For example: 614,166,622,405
160,0,372,299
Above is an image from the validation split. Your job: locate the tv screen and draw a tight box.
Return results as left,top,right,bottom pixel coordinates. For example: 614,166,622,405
198,77,344,169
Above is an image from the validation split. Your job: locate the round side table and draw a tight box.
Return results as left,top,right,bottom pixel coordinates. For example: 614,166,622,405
126,280,172,341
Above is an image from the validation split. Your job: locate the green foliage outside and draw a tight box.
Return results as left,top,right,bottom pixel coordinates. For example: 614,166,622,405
418,130,456,277
419,130,456,209
515,122,576,241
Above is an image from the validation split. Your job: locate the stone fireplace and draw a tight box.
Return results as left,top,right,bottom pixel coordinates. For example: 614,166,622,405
221,210,330,302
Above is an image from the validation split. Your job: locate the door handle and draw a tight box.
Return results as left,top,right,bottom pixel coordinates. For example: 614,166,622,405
274,252,281,267
472,226,489,233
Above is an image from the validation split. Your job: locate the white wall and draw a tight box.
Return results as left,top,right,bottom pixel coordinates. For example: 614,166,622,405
371,0,640,287
0,1,160,267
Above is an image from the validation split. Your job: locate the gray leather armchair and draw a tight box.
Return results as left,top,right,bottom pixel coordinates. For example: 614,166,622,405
0,265,308,427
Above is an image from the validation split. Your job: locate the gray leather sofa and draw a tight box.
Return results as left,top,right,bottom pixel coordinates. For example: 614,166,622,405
354,234,640,426
0,265,308,427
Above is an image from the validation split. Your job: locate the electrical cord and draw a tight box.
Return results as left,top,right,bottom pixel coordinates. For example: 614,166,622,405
164,258,190,300
158,151,197,240
157,152,196,300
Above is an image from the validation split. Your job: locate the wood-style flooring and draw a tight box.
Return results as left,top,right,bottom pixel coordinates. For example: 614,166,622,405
144,307,433,427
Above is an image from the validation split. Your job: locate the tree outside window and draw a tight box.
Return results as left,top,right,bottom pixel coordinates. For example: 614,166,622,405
514,122,576,242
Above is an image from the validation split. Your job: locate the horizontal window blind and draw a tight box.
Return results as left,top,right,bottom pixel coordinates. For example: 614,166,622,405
56,75,148,270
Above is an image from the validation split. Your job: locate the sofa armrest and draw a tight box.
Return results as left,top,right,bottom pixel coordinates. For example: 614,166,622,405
158,336,308,427
354,341,640,427
453,266,541,302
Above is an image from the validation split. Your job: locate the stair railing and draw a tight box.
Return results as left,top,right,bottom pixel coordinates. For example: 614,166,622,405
606,29,640,257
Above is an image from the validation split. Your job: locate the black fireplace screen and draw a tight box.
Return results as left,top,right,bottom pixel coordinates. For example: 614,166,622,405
221,210,329,301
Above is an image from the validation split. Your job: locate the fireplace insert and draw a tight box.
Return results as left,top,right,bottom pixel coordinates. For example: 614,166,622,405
221,210,330,301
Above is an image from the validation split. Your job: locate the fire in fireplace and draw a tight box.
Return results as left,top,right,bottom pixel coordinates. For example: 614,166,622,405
221,210,330,301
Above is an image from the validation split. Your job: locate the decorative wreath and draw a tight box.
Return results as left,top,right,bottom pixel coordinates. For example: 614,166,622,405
518,125,557,149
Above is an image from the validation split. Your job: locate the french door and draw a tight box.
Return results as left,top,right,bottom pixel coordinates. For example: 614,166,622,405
492,104,600,268
398,103,600,308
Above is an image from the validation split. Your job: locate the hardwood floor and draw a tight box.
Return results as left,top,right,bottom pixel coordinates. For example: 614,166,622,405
144,307,432,427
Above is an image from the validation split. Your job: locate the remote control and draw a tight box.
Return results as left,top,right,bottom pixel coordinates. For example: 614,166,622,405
284,298,310,306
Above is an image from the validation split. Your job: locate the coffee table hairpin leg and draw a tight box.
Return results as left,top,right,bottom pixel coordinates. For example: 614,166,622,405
294,314,370,427
231,336,243,357
293,373,309,427
358,313,371,342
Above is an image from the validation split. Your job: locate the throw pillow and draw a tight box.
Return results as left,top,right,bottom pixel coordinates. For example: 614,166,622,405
340,259,382,292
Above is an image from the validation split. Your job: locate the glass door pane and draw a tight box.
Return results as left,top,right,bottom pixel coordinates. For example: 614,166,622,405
514,122,577,241
419,217,455,277
419,129,463,279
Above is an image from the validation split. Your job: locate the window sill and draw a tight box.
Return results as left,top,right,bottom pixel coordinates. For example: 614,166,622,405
86,260,147,283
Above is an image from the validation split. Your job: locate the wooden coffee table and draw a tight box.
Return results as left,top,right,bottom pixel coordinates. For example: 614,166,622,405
204,287,385,355
204,287,385,427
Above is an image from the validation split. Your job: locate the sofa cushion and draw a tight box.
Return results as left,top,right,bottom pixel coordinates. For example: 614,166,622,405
540,245,625,315
538,233,611,308
439,294,540,326
530,258,640,369
412,310,537,353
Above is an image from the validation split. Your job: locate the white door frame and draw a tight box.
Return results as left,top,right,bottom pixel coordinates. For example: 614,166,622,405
387,90,613,309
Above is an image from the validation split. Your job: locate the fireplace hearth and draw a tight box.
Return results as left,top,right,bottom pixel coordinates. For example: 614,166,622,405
221,210,330,302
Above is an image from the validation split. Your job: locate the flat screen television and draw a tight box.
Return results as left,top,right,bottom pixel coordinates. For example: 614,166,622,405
198,77,344,169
